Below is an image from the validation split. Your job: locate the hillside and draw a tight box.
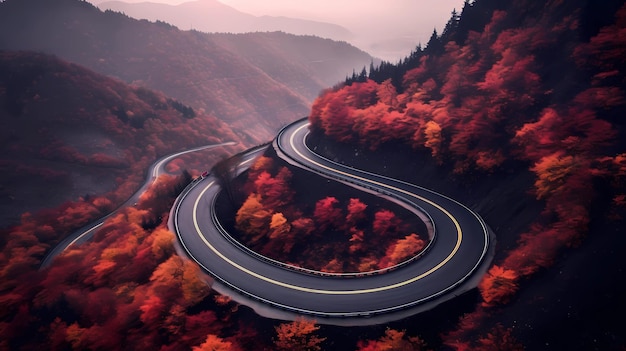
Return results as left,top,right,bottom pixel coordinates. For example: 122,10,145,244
307,0,626,349
0,0,373,143
97,0,353,41
2,0,625,350
0,51,239,227
209,31,378,101
215,147,430,274
138,0,467,62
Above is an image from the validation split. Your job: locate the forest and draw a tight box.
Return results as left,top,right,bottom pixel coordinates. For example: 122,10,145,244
308,0,626,348
1,0,625,349
223,151,429,273
0,51,239,225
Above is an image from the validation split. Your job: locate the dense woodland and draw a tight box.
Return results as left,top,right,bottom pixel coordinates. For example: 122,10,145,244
309,0,626,349
0,51,239,225
224,151,428,273
0,0,625,349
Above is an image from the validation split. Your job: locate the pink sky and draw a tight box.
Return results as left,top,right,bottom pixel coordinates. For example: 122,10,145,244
89,0,466,61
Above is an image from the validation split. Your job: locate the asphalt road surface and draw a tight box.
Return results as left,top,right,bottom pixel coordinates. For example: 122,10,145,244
40,142,236,269
173,118,494,323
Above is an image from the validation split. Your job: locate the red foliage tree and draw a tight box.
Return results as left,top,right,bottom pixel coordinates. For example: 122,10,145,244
379,234,426,269
313,196,344,232
356,329,430,351
253,167,294,209
346,198,368,226
372,209,401,237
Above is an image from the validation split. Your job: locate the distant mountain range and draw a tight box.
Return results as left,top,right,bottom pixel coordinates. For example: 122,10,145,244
0,0,375,224
97,0,354,41
92,0,467,62
0,0,374,143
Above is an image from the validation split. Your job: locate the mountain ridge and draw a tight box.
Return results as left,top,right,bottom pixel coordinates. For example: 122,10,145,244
98,0,354,40
0,0,373,143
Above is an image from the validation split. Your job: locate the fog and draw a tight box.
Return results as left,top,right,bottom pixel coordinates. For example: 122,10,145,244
88,0,466,61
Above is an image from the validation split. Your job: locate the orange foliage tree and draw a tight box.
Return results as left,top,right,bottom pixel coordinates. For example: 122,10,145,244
356,329,430,351
193,334,240,351
313,196,344,232
273,318,326,351
379,234,426,268
0,172,255,350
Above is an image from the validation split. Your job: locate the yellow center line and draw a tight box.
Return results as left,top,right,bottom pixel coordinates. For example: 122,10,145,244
288,123,463,285
189,123,462,294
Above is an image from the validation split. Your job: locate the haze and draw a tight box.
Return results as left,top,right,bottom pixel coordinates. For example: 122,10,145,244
88,0,466,61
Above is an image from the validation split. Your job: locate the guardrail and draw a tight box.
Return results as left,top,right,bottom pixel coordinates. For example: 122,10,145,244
170,120,493,319
174,175,454,319
212,184,437,278
249,118,441,278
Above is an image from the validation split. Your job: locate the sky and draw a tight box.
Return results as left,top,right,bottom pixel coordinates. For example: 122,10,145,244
90,0,466,61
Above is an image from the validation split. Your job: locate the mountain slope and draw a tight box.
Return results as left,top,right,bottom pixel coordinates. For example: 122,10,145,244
210,31,378,101
0,0,373,143
0,51,239,227
306,0,626,349
97,0,353,41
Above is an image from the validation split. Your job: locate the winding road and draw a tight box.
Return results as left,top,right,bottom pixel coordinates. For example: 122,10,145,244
40,142,236,269
173,118,495,324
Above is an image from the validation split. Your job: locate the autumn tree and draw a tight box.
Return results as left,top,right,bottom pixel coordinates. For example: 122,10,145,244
356,328,430,351
423,120,443,157
372,209,402,237
380,233,425,268
291,217,315,237
192,334,236,351
247,155,274,180
235,193,271,244
263,212,295,255
346,198,368,226
474,324,524,351
181,259,211,306
253,167,294,209
274,318,326,351
348,227,366,254
313,196,343,232
531,153,579,200
478,265,519,307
